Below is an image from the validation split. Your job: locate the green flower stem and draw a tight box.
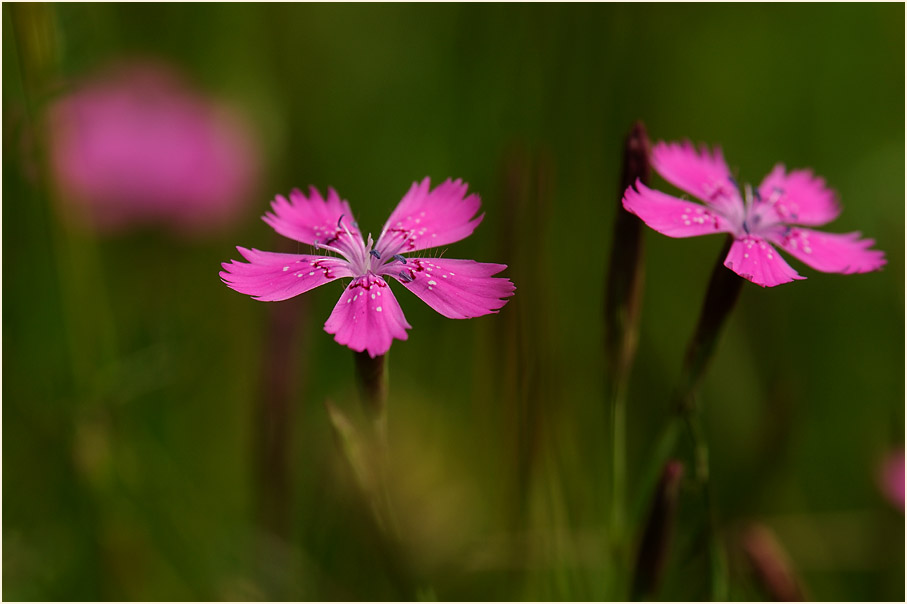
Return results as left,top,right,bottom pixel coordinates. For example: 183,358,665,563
676,235,740,600
353,351,389,415
352,351,398,535
676,235,743,418
632,236,741,599
354,350,389,443
324,398,414,600
349,351,435,600
604,121,651,571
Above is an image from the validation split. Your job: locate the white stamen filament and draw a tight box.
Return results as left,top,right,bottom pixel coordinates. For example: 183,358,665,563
318,218,415,280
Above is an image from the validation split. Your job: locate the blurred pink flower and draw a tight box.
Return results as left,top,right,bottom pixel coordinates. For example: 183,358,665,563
879,449,904,512
221,178,515,357
47,60,260,234
622,141,885,287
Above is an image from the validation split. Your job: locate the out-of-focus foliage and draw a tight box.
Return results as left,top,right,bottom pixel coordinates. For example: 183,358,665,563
3,3,903,601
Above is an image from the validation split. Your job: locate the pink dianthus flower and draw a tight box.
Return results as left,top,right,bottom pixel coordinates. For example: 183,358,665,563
221,178,515,357
47,60,260,234
622,141,885,287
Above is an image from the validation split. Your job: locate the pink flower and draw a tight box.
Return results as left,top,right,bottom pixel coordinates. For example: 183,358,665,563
47,60,260,234
622,141,886,287
220,178,515,357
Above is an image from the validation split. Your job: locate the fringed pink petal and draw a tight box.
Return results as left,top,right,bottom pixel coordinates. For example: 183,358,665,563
374,177,483,256
766,227,886,274
323,274,411,358
724,236,805,287
382,258,515,319
220,247,352,301
262,186,363,251
758,165,841,226
651,140,744,217
622,180,734,238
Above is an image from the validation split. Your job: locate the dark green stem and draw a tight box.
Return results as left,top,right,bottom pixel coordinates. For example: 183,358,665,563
676,236,743,416
604,121,651,568
632,236,742,599
675,235,740,599
352,351,396,533
349,351,430,599
354,351,388,420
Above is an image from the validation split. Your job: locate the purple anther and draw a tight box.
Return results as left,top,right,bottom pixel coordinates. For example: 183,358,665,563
393,254,407,264
399,271,414,283
370,250,381,259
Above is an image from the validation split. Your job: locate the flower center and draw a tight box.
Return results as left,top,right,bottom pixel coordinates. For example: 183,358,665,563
740,183,783,236
315,215,408,278
360,243,407,276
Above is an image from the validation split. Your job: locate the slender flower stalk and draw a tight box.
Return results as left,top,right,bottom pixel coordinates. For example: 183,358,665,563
604,121,651,563
673,238,741,600
324,399,384,528
325,358,419,599
352,350,398,536
354,350,389,421
605,121,652,381
323,398,417,600
677,236,743,418
626,231,742,601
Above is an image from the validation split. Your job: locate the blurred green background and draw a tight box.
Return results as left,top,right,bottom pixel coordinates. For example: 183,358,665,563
3,3,903,601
